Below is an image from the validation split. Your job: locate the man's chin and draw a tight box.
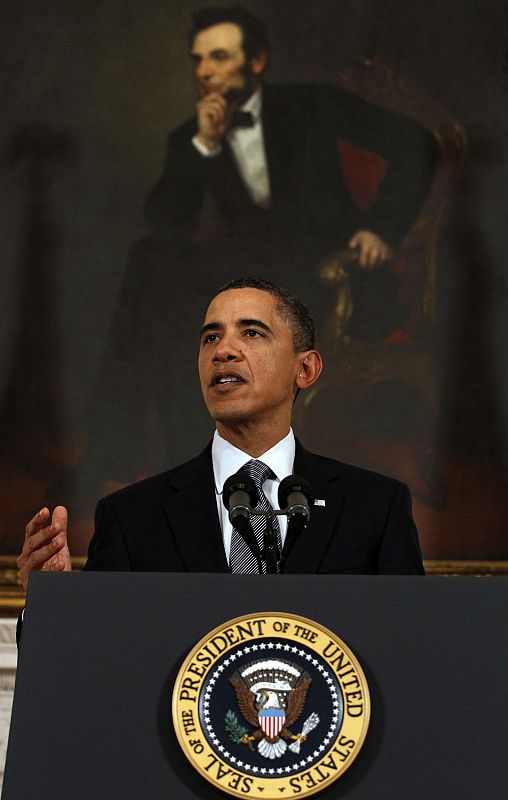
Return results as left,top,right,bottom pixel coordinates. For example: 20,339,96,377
209,404,252,428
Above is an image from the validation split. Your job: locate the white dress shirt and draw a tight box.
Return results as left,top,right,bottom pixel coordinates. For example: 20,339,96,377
192,87,271,208
212,428,296,565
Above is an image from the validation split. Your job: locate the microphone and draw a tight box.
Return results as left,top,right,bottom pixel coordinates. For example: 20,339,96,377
222,471,261,561
278,475,314,561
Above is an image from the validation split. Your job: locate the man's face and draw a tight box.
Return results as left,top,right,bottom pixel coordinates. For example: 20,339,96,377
198,288,302,434
190,22,264,102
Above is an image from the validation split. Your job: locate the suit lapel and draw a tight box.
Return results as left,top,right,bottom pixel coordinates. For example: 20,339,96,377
210,142,256,212
262,84,308,204
160,445,230,573
284,442,345,573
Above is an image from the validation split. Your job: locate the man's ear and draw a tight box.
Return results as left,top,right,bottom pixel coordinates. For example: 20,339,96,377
250,49,268,76
295,351,323,391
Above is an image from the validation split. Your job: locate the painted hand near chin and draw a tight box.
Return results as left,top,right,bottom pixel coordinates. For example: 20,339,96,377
196,91,229,150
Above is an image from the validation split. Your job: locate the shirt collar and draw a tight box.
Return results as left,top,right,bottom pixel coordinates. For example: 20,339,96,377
239,85,262,123
212,428,295,494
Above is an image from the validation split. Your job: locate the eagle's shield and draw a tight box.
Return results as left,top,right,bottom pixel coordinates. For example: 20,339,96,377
259,708,285,738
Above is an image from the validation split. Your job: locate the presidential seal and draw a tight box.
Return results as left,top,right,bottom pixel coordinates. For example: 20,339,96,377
172,612,370,799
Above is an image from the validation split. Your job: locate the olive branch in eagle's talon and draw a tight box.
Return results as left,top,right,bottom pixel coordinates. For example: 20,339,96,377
225,710,249,745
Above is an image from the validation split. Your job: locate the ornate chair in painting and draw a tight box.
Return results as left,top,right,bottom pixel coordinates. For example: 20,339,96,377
295,59,467,507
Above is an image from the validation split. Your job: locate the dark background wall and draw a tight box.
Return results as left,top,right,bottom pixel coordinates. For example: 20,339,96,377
1,0,507,559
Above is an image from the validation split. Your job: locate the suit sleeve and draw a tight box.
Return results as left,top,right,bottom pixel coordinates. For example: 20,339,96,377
377,482,425,574
321,87,439,247
83,497,134,571
143,121,212,239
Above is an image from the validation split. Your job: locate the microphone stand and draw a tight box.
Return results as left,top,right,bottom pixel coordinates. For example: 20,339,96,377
225,471,312,574
262,516,280,574
253,507,309,574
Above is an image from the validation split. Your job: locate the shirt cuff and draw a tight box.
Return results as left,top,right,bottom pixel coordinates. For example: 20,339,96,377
192,135,222,158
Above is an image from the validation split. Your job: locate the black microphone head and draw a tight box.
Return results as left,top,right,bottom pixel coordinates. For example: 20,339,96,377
222,470,259,511
278,474,314,510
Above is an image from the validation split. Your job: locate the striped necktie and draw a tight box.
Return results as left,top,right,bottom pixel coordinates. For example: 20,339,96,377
229,459,282,574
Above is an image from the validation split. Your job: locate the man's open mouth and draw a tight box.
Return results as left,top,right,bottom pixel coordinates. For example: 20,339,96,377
213,374,244,385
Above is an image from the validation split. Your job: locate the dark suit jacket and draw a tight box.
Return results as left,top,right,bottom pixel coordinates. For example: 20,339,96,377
16,442,422,645
144,83,437,257
84,441,424,575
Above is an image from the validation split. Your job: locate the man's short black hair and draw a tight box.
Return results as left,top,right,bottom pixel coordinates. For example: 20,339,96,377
188,5,270,62
216,278,316,352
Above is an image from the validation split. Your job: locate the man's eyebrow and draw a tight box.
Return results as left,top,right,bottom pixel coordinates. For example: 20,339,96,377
200,322,220,338
209,48,230,58
199,319,274,338
189,48,230,59
239,318,273,334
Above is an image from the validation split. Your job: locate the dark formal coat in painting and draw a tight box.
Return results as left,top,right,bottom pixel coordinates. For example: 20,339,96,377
144,82,437,297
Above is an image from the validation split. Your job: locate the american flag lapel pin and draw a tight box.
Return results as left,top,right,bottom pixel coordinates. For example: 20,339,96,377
314,498,326,507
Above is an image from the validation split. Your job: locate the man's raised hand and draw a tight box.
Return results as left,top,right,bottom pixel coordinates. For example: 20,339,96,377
17,506,72,592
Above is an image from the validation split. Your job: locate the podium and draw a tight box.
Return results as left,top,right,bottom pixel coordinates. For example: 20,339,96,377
3,572,507,799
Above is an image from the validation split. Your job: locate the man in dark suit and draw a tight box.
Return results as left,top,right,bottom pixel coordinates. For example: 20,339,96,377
144,5,436,307
18,278,424,587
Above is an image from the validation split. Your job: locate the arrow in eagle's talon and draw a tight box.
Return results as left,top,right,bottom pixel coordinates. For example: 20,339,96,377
240,735,255,750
